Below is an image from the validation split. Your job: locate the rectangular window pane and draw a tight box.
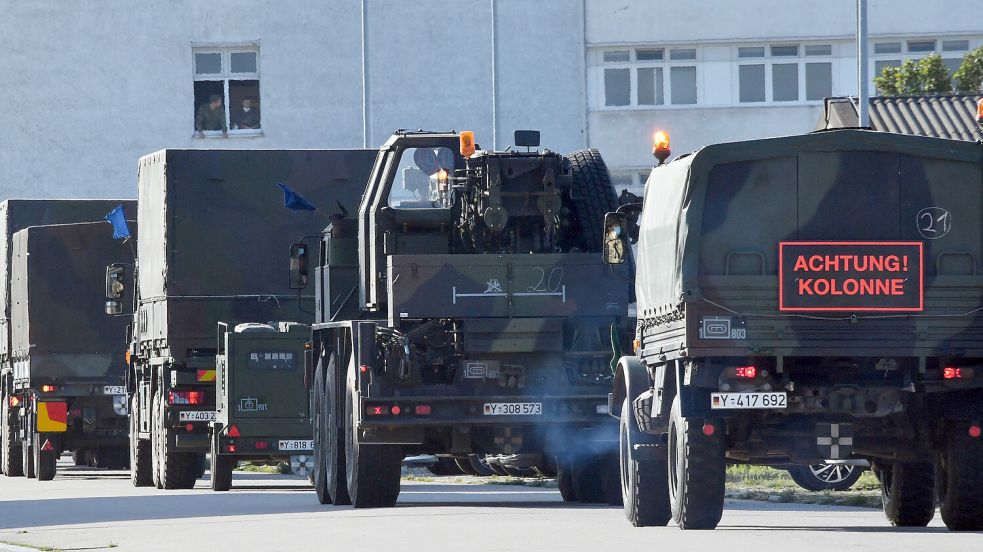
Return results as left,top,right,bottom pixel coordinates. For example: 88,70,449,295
604,68,630,106
670,66,697,104
230,80,261,130
771,45,799,57
874,42,901,54
739,64,765,102
194,52,221,74
610,173,633,192
637,67,664,105
943,40,969,52
636,49,664,61
738,47,764,58
670,48,696,61
805,44,832,56
193,81,226,131
603,50,629,62
230,52,257,73
773,63,799,101
806,62,832,101
907,40,936,53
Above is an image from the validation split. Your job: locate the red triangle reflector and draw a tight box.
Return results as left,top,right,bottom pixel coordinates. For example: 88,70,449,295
40,439,54,452
227,425,240,437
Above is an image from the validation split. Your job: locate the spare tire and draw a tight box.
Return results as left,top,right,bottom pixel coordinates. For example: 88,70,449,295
565,149,620,252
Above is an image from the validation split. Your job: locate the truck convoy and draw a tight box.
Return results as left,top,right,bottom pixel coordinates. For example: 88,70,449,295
606,129,983,531
1,200,137,480
294,130,631,507
117,149,375,489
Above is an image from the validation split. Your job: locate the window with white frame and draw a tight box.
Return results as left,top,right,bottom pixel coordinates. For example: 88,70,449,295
192,45,261,137
871,37,975,93
737,44,832,104
601,47,698,108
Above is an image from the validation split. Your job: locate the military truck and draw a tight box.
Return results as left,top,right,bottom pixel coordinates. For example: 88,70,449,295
606,129,983,531
292,130,631,508
2,220,136,480
112,149,375,490
209,321,313,491
1,200,136,479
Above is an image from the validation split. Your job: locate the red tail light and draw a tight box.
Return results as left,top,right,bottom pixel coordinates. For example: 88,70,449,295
969,425,981,438
734,366,757,379
366,406,385,416
168,390,205,405
41,384,58,393
227,424,240,437
8,395,20,408
185,423,194,432
390,405,401,415
254,441,269,450
359,364,370,374
226,444,237,453
943,367,974,379
415,405,432,415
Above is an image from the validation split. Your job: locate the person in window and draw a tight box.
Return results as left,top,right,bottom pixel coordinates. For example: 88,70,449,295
195,94,227,137
233,97,261,130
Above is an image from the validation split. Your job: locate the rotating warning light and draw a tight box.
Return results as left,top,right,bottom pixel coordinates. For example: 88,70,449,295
460,131,476,157
652,130,671,165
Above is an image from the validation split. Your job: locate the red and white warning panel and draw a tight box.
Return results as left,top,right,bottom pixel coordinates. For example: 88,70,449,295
779,241,923,312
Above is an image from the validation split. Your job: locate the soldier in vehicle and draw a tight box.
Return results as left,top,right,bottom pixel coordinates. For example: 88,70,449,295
195,94,227,137
604,219,626,264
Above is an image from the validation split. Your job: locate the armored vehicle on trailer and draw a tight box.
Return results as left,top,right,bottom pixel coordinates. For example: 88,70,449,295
294,130,632,508
114,149,375,490
0,199,136,476
209,321,313,491
2,220,136,480
606,129,983,530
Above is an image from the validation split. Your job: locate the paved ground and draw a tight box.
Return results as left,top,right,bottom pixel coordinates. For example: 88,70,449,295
0,461,980,552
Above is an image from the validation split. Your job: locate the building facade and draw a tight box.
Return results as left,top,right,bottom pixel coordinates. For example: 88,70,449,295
0,1,979,200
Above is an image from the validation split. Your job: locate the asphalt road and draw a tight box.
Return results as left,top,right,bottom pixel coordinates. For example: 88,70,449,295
0,461,979,552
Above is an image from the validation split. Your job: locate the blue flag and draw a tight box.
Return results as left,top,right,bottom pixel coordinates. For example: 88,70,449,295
105,204,131,240
277,183,317,211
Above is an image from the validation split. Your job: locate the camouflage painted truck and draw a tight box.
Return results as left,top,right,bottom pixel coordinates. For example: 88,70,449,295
291,130,633,508
113,149,375,489
1,200,136,479
606,129,983,531
209,321,313,491
2,217,137,480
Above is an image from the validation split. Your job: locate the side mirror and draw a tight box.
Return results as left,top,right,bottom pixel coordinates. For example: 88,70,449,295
105,264,125,314
289,243,309,290
602,212,629,265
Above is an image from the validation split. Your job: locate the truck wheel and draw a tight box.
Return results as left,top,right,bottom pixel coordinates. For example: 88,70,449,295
130,396,153,486
324,355,351,505
565,149,620,252
938,425,983,531
344,368,402,508
668,395,725,530
456,457,479,476
620,398,670,526
1,399,23,477
152,389,198,490
33,432,56,481
468,455,495,477
787,463,864,492
556,457,577,502
879,462,935,527
72,450,87,467
209,438,233,491
312,358,332,504
571,455,606,503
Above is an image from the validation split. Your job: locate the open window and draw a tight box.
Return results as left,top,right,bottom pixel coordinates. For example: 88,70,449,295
192,46,261,137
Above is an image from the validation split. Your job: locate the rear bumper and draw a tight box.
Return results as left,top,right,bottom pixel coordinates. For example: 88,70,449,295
359,394,611,427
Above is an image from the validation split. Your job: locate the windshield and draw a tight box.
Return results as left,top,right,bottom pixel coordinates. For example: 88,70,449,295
387,146,455,209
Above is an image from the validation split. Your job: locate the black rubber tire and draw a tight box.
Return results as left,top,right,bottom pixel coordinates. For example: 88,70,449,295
787,463,864,492
938,425,983,531
72,450,87,467
879,462,936,527
209,438,233,492
102,447,130,470
468,455,495,477
130,395,153,486
571,455,606,504
312,358,332,504
455,457,479,476
34,432,56,481
344,369,402,508
1,398,23,477
325,355,351,505
620,399,671,526
668,395,725,530
152,389,199,490
565,149,620,253
556,457,578,502
429,457,465,476
600,452,624,506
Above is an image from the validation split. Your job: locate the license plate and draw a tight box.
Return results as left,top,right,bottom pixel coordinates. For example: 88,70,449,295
279,440,314,451
103,386,126,395
710,392,787,410
483,402,542,416
178,410,217,422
